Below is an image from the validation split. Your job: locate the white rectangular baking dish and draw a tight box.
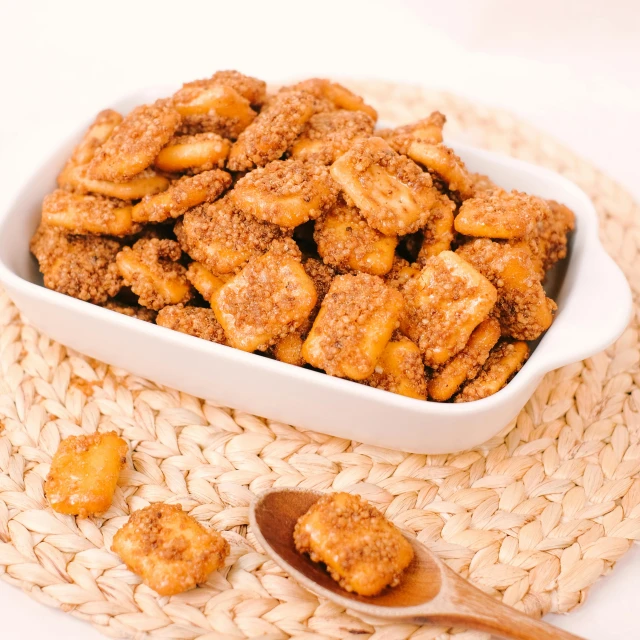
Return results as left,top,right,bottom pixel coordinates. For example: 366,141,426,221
0,88,631,454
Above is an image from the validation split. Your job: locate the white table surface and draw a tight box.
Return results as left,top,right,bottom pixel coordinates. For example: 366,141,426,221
1,1,639,638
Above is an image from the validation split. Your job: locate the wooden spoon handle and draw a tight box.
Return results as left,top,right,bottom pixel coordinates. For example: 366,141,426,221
412,606,584,640
410,568,586,640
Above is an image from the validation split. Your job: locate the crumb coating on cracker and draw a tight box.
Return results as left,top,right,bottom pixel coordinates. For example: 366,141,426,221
455,339,529,402
133,169,231,223
378,111,445,155
88,100,181,181
184,70,267,106
302,273,402,378
116,238,192,310
31,223,122,303
228,90,315,171
293,492,413,595
330,137,440,236
314,198,397,275
212,238,317,351
231,159,338,227
457,238,555,340
456,189,547,239
290,110,374,164
175,196,286,274
102,300,157,322
157,304,226,343
111,503,229,596
366,338,427,399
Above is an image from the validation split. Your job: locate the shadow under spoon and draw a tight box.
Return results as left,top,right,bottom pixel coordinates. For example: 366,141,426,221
249,488,586,640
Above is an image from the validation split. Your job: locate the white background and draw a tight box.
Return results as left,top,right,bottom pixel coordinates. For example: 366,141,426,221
1,1,639,638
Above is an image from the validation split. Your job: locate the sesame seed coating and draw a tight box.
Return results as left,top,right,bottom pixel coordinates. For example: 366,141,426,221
157,304,226,344
289,110,375,165
293,492,413,596
175,196,286,274
30,223,122,304
88,100,181,182
544,200,575,263
228,90,315,171
299,256,336,334
275,87,336,116
302,257,335,306
231,159,339,227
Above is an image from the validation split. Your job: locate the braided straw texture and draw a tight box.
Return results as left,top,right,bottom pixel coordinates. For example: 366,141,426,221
1,81,639,640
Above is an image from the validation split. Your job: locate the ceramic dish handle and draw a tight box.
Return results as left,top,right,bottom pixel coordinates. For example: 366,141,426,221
536,243,631,375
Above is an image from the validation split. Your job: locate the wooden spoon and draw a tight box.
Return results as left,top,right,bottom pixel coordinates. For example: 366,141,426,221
250,488,586,640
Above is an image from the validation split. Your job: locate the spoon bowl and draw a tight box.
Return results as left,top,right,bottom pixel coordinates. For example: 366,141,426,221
251,487,442,608
250,488,586,640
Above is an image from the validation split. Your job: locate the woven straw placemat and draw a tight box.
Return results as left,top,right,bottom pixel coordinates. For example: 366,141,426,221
1,81,639,640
